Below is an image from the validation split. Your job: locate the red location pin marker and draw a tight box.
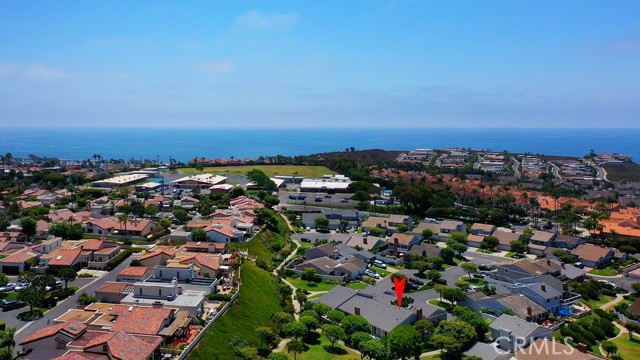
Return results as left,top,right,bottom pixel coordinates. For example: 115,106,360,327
393,276,406,309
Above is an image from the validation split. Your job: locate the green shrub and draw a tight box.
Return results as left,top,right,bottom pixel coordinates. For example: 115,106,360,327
107,250,132,270
18,309,43,321
591,326,606,340
595,309,615,321
207,293,232,301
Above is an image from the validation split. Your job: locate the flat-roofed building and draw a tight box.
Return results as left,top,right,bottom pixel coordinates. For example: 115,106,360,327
92,174,149,188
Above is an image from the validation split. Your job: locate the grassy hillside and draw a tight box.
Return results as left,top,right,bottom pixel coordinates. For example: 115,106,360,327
188,261,285,360
231,210,292,269
180,165,335,177
604,163,640,182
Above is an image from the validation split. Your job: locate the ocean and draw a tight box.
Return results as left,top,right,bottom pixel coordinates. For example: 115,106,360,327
0,127,638,163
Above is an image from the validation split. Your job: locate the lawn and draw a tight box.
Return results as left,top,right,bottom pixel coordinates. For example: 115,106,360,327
0,292,19,301
180,165,335,177
588,268,618,276
428,299,451,310
420,354,441,360
188,262,286,360
582,295,616,310
372,266,391,277
458,276,487,286
505,252,526,258
347,282,368,290
611,337,640,360
299,241,313,250
295,332,360,360
230,210,291,270
286,277,339,292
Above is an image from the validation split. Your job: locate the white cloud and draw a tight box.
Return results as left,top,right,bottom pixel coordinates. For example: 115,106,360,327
24,64,67,81
235,10,299,30
0,63,67,81
194,60,235,74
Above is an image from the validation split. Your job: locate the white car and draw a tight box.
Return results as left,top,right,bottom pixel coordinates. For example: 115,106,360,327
365,270,380,279
14,283,29,291
0,283,16,292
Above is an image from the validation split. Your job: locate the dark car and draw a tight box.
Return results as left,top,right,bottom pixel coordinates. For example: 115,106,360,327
314,197,323,202
1,299,26,311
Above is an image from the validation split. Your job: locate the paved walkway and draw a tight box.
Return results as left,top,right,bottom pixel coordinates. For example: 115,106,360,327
600,294,627,311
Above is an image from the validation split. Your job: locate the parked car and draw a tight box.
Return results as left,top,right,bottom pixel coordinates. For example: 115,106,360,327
409,277,425,285
473,273,487,279
1,299,25,311
365,269,380,279
289,194,298,200
340,198,349,203
0,283,16,292
314,196,323,202
373,260,387,269
574,262,584,269
478,264,494,271
301,237,311,242
45,281,63,292
324,194,331,198
14,283,29,291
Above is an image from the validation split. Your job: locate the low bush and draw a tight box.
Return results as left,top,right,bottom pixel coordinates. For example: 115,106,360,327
18,309,43,321
77,273,94,278
207,293,232,302
107,250,133,270
594,309,615,321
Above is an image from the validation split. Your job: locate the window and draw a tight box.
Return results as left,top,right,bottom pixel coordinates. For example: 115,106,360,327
159,289,162,296
139,288,142,294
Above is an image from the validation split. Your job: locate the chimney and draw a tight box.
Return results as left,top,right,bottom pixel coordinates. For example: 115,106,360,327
577,343,588,353
541,284,546,292
563,282,568,291
563,282,570,299
526,306,532,322
354,306,360,315
394,244,398,256
561,262,565,269
422,250,427,257
417,308,423,321
394,238,399,244
546,259,551,266
363,237,368,245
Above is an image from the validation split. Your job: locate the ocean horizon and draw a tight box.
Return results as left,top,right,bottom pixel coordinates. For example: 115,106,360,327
0,127,638,163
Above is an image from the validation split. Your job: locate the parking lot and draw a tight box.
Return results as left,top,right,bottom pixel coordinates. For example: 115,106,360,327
277,190,359,208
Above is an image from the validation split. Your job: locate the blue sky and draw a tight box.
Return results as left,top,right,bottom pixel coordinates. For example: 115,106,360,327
0,0,639,128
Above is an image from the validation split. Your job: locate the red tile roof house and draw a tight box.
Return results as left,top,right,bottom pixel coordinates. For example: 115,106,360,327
84,218,157,238
46,248,84,271
204,223,245,243
178,253,222,278
183,241,228,254
0,248,40,275
94,282,133,303
82,240,121,270
117,266,152,282
138,249,176,268
18,320,162,360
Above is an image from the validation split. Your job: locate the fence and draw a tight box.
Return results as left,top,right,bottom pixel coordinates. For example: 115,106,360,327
176,273,241,360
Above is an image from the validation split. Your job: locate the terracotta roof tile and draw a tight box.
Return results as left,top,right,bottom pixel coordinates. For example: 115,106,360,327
19,320,87,345
83,331,161,360
118,267,149,277
48,248,82,266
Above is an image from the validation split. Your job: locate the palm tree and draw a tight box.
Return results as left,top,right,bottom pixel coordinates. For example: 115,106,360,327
0,326,16,360
117,213,129,237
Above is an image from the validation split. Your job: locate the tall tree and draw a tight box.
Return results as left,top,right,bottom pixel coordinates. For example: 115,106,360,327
286,338,305,360
57,267,77,289
461,262,479,280
322,324,345,349
388,325,422,360
20,217,37,240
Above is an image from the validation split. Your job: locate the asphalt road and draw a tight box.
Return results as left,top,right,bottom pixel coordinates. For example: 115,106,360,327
12,255,136,345
0,277,93,329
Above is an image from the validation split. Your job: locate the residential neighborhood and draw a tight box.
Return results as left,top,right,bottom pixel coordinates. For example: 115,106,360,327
0,149,639,360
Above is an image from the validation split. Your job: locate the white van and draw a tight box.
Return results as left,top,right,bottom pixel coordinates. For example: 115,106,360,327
373,260,387,269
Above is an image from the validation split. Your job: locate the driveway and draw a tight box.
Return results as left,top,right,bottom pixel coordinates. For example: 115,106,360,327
13,255,137,345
